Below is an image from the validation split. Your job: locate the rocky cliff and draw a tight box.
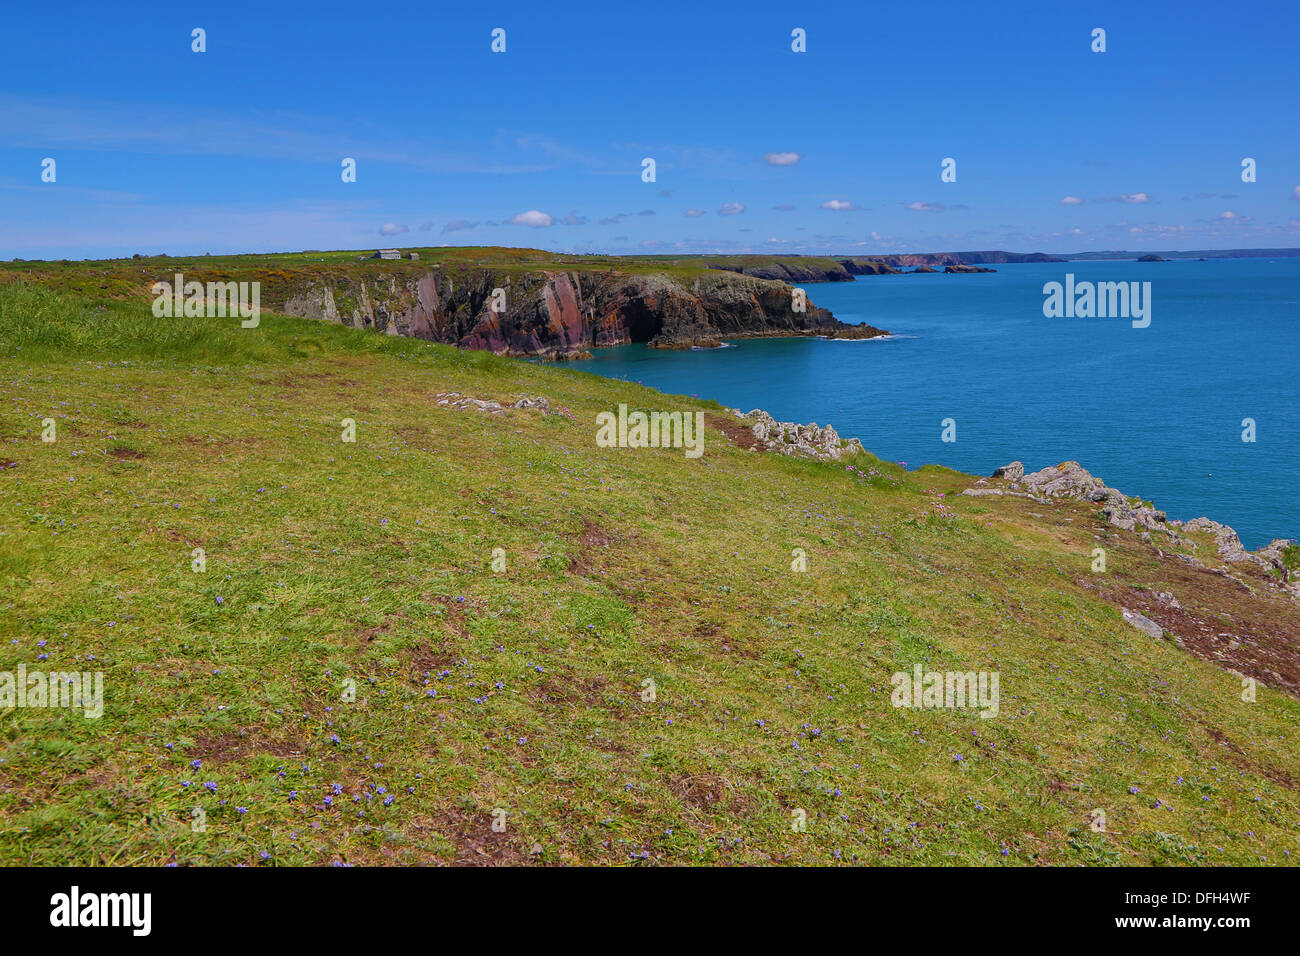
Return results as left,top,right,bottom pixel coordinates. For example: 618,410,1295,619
847,251,1065,268
277,266,887,358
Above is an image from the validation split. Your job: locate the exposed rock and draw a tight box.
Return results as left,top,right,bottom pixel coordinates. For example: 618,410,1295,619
706,261,862,283
278,267,888,357
945,264,996,273
510,396,551,413
434,392,553,416
992,461,1024,481
960,487,1043,501
856,251,1067,267
1183,517,1257,565
737,408,864,461
1121,608,1164,640
839,259,900,276
1020,461,1112,501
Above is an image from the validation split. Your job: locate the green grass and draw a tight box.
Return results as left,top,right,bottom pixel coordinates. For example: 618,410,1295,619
0,286,1297,866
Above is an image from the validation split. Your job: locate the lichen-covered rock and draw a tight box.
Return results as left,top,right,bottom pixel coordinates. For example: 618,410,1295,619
737,408,864,461
1183,517,1259,565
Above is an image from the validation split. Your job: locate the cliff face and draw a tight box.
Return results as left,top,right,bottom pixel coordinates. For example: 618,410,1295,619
849,251,1065,267
279,267,887,357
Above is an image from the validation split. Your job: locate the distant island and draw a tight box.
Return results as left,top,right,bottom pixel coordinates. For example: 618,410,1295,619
1137,254,1167,262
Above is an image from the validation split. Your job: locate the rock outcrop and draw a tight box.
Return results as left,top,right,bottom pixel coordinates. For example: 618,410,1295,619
433,392,555,415
732,408,865,461
273,267,888,358
979,460,1297,597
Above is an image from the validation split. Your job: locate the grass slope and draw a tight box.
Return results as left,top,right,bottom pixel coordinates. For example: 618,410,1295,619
1,282,1296,866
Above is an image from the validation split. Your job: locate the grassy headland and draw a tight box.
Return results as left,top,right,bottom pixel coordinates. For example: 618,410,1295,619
0,274,1297,866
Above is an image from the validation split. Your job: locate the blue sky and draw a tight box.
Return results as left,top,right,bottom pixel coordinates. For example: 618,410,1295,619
2,0,1298,260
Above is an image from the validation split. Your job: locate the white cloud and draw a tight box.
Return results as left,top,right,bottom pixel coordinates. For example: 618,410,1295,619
821,199,856,211
1291,186,1300,200
1122,193,1150,204
719,202,745,216
684,209,705,217
763,152,801,166
379,222,408,235
904,201,943,212
1059,196,1084,206
510,209,554,227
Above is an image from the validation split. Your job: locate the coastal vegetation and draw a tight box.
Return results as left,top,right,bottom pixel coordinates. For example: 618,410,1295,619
1,270,1297,866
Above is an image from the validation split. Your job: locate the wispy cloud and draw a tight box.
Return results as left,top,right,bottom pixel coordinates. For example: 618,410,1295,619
0,94,577,175
763,152,801,166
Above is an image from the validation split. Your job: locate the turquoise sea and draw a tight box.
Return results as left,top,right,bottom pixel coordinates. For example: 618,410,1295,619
562,259,1299,549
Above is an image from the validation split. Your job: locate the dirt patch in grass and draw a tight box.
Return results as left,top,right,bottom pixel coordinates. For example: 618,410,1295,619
569,518,620,575
406,643,464,679
692,619,761,659
669,772,725,810
394,424,433,446
528,673,611,708
110,446,145,460
432,808,533,866
425,594,477,640
191,729,303,766
1099,565,1300,697
1192,715,1298,791
0,458,17,470
706,412,761,451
